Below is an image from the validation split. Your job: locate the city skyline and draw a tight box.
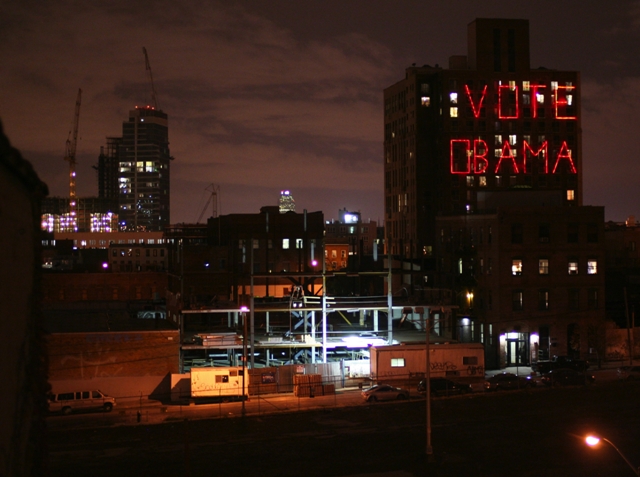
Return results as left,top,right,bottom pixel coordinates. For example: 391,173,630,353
2,1,640,224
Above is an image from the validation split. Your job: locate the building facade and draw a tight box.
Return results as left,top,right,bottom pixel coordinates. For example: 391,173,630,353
435,199,606,368
384,18,581,259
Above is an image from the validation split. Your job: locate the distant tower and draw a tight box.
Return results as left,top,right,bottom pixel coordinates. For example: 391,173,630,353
117,106,171,231
279,190,295,213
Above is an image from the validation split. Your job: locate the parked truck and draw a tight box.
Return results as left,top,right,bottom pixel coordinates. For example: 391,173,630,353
190,366,249,401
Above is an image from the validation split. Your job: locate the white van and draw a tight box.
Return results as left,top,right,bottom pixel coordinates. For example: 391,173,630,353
48,390,116,415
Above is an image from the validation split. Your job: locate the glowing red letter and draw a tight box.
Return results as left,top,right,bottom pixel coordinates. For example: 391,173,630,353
464,85,487,119
494,141,519,174
498,84,519,119
554,85,576,120
531,84,546,119
522,140,549,174
450,139,471,174
473,139,489,173
552,141,577,174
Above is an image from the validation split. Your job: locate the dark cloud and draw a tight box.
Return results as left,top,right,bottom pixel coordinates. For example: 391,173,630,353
1,0,639,223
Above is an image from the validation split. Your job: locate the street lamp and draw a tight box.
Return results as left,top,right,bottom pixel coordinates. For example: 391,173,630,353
585,434,640,476
240,305,249,417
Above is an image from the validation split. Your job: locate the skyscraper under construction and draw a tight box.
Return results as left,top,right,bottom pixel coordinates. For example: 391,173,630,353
97,106,172,231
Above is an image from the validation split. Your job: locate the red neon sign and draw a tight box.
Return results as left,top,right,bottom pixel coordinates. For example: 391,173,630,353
522,140,549,174
473,139,489,173
552,141,577,173
447,82,578,176
554,85,576,120
448,140,574,175
450,139,471,174
464,84,487,119
498,84,519,119
494,141,519,174
531,84,546,119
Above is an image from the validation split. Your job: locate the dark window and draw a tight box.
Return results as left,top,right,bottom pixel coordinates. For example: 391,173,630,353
567,223,579,243
511,224,523,244
512,290,524,311
493,29,502,72
463,356,478,365
507,29,516,72
588,289,599,309
538,289,549,311
539,223,550,243
587,223,598,243
569,289,580,310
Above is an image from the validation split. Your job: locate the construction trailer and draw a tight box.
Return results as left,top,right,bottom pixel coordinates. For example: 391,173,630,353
190,366,249,400
370,343,485,381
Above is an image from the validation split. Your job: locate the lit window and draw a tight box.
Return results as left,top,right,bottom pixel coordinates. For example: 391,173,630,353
421,96,430,107
282,239,290,249
512,259,523,276
391,358,405,367
466,176,474,186
551,81,558,90
479,176,487,187
509,135,517,146
536,93,544,104
568,260,578,275
539,259,549,275
450,92,458,104
523,81,530,91
295,239,303,249
450,107,458,117
587,260,598,275
494,134,502,146
509,80,516,90
567,190,575,201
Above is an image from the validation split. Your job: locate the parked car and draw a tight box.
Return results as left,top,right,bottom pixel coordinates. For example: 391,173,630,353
48,390,116,415
484,372,535,392
418,377,473,396
540,368,595,386
617,366,640,380
532,355,589,374
361,384,410,402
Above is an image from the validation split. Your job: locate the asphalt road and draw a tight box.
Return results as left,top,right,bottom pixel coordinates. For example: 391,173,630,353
47,378,640,477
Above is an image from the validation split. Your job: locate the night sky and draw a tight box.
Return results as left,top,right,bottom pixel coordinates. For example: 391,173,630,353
2,1,639,224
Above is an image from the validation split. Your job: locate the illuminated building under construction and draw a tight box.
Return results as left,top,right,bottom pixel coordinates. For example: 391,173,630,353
97,106,172,231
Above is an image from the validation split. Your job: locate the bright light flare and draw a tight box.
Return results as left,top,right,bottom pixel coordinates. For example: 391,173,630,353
585,435,601,447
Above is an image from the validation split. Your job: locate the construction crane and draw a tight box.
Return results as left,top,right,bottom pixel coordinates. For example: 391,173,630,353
197,184,220,223
64,88,82,229
143,47,158,109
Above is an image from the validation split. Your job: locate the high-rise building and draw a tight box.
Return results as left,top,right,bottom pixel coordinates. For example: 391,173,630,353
98,106,171,232
279,190,295,214
384,18,581,258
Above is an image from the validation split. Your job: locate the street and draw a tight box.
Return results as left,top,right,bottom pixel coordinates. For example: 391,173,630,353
47,376,640,477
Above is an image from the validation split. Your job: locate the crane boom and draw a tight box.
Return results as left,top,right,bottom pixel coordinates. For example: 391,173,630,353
64,88,82,229
197,184,219,223
143,47,158,109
